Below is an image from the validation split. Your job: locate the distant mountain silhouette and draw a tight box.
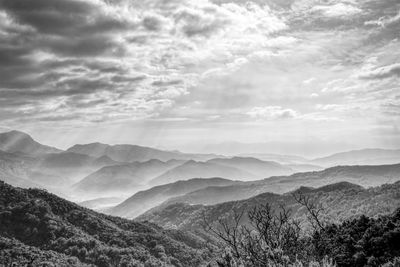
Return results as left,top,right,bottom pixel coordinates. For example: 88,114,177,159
92,155,121,166
149,160,255,186
0,130,61,155
108,177,240,218
207,157,294,178
78,196,124,210
0,150,44,188
67,142,219,162
30,152,128,186
312,148,400,166
73,159,184,194
239,153,309,164
0,150,126,191
290,181,363,194
284,163,323,172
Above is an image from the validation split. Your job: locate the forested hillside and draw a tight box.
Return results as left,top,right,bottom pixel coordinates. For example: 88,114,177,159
0,181,215,266
144,164,400,212
139,181,400,231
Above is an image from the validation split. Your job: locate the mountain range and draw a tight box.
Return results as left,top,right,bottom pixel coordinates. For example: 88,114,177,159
73,156,298,197
149,160,255,186
312,148,400,166
108,177,241,218
1,129,400,210
157,163,400,207
138,181,400,231
107,163,400,220
67,142,220,162
73,159,185,195
207,157,293,178
1,129,400,266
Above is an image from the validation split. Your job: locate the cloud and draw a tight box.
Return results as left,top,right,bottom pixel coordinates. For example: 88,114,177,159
247,106,298,119
358,63,400,80
0,0,133,36
315,104,343,111
142,13,169,31
173,6,229,37
0,0,291,125
303,77,316,84
365,10,400,28
311,3,362,18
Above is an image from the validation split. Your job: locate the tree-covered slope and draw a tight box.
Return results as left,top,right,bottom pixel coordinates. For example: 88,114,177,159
0,181,215,266
146,163,400,211
139,181,400,231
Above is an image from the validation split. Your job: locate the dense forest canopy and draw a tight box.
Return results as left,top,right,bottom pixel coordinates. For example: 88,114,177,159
0,181,216,266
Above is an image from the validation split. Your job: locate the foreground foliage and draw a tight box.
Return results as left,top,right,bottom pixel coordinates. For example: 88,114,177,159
205,196,400,267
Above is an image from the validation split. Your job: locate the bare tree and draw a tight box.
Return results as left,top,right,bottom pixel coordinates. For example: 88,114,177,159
292,192,325,231
203,208,245,259
204,204,304,267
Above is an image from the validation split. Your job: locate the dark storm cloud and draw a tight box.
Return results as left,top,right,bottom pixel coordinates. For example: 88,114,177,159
0,0,135,99
0,0,135,66
0,0,132,36
0,46,32,66
43,35,122,57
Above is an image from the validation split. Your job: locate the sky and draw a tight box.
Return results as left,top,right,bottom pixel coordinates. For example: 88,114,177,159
0,0,399,156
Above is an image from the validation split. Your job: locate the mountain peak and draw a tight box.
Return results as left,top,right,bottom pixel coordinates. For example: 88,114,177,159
1,130,33,140
315,181,364,193
0,130,61,155
184,159,199,165
68,142,110,149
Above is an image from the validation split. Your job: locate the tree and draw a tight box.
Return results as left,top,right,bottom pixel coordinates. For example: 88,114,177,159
204,204,309,267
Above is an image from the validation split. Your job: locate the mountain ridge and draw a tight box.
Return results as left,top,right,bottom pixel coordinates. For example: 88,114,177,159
108,177,241,218
148,160,256,186
312,148,400,166
67,142,221,162
138,180,400,231
132,163,400,217
0,130,62,155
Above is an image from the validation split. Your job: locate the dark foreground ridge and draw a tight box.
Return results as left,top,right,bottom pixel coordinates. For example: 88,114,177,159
0,181,214,266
